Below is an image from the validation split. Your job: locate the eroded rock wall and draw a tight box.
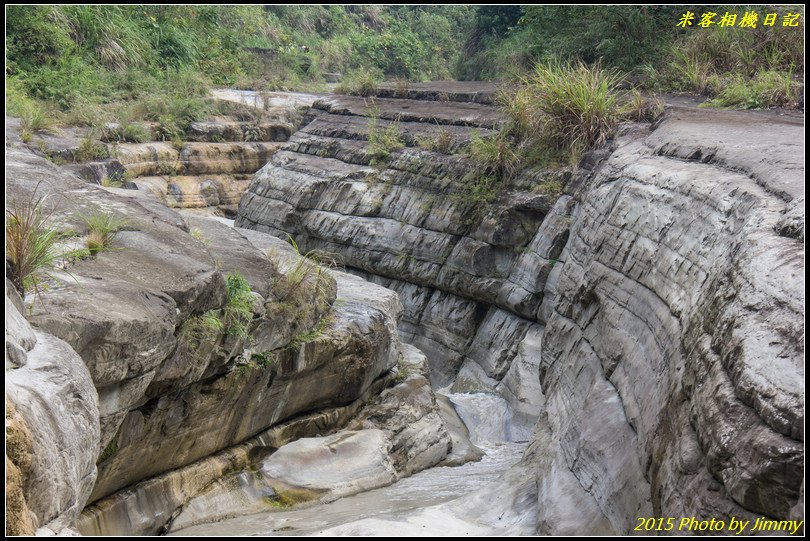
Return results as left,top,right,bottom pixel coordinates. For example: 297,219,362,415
235,92,564,433
530,109,804,532
236,90,804,532
5,142,424,534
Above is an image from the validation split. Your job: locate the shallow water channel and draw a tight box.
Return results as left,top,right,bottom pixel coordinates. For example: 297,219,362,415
170,393,528,536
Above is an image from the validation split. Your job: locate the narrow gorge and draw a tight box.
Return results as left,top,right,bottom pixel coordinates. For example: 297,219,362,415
6,79,804,536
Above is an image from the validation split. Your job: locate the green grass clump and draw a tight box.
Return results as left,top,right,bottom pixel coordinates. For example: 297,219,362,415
82,211,128,255
416,128,454,154
8,79,55,143
367,111,404,166
525,60,624,158
468,130,521,181
620,89,665,122
335,70,382,97
223,272,254,338
75,133,110,162
181,311,225,348
100,176,123,188
286,315,331,353
5,192,64,294
705,69,801,109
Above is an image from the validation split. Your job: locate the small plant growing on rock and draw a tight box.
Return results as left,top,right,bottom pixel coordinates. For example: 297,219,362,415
335,71,381,97
17,102,54,143
417,126,454,154
82,211,128,255
189,227,210,245
286,315,331,353
367,109,403,167
532,178,565,197
158,159,183,176
100,169,128,188
5,191,64,294
468,130,521,181
223,272,254,338
620,89,664,122
393,78,410,98
181,311,224,346
243,124,262,142
156,117,184,142
75,132,110,162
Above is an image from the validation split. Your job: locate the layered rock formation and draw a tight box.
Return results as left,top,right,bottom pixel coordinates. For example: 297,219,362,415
8,97,310,217
236,86,804,533
235,90,564,440
5,140,451,535
5,79,804,535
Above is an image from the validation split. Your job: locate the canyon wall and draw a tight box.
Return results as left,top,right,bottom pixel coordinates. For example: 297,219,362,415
5,142,449,535
236,89,804,532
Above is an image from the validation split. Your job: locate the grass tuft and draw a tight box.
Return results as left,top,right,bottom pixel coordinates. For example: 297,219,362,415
367,109,403,167
525,60,624,157
82,211,128,255
223,272,254,337
335,70,381,97
5,191,63,294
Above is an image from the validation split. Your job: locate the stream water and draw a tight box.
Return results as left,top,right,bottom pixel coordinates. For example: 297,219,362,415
169,393,529,536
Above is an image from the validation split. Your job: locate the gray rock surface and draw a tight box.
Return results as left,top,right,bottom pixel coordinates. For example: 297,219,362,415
5,294,100,533
6,141,417,534
235,89,568,417
261,429,398,496
236,92,804,532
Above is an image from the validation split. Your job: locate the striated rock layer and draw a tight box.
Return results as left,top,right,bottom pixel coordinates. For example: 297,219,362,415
235,92,564,436
5,142,447,534
236,88,804,533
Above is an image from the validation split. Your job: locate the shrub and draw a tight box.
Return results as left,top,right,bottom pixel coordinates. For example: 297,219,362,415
82,211,128,255
5,191,64,294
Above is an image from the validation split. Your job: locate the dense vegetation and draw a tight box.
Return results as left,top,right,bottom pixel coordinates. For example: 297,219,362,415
4,5,804,141
460,5,804,108
6,5,474,136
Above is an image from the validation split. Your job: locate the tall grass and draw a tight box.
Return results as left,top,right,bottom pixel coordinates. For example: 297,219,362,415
526,61,624,156
5,191,63,293
223,273,254,338
468,131,521,181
